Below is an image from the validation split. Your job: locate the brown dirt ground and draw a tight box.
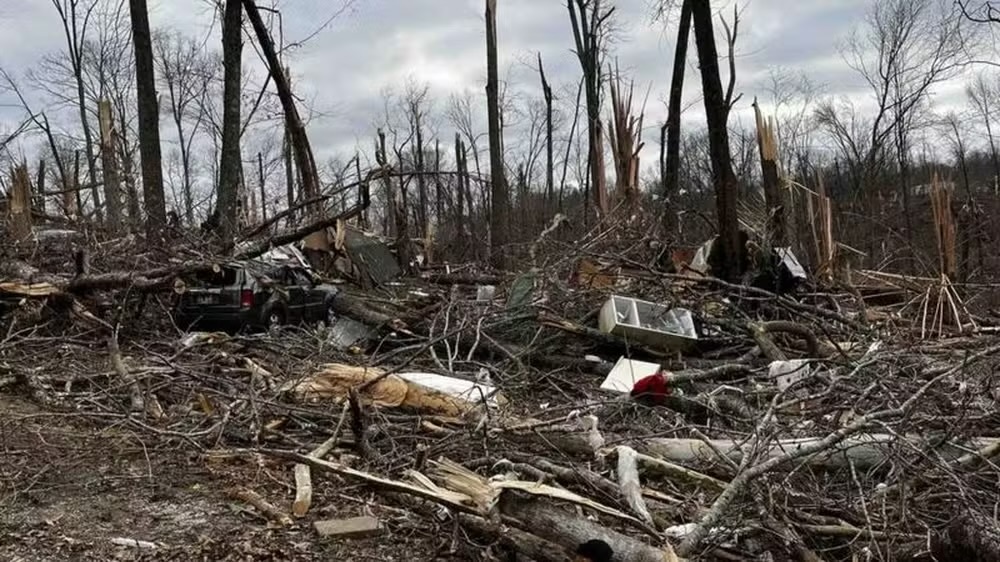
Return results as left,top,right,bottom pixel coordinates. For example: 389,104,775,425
0,394,469,561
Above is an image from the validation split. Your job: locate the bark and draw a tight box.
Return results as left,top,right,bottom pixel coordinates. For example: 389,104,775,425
242,1,321,215
485,0,510,268
218,0,243,241
663,0,692,209
98,99,123,230
129,0,167,239
692,0,742,282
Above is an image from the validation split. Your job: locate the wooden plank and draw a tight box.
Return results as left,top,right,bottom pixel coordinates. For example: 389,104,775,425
313,516,382,539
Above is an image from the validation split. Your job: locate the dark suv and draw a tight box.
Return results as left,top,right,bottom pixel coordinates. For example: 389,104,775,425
174,261,339,332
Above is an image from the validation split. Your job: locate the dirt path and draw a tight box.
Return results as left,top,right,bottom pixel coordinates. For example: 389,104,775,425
0,394,445,561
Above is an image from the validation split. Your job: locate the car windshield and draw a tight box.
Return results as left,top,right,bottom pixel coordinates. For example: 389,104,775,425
189,267,240,287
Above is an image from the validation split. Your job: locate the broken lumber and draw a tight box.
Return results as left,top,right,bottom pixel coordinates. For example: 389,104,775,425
313,516,382,539
292,463,312,517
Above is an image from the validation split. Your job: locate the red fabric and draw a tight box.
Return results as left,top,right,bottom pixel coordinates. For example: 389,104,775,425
630,372,670,404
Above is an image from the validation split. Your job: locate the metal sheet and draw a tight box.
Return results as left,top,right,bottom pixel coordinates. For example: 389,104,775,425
344,227,401,285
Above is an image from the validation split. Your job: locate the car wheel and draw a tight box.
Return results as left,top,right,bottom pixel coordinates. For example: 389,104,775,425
321,303,337,327
265,308,285,331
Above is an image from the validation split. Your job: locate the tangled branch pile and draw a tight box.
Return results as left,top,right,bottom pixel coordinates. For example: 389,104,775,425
3,221,1000,562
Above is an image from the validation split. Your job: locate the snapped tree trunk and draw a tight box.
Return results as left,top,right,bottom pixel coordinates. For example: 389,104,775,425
539,54,555,209
485,0,510,268
753,100,784,245
242,0,321,217
415,111,428,242
663,0,692,213
35,159,46,214
692,0,743,282
8,165,32,241
218,0,243,241
98,99,123,231
454,133,467,258
568,0,609,218
129,0,167,239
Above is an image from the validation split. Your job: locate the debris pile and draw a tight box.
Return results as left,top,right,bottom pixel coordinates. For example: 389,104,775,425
3,222,1000,561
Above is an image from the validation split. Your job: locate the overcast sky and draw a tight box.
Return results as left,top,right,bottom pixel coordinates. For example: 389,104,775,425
0,0,981,172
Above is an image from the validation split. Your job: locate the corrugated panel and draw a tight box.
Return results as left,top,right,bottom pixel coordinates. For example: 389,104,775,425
344,227,401,285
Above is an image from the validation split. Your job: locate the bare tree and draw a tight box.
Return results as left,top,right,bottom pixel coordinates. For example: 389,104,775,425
662,0,692,216
129,0,166,237
47,0,103,221
403,81,430,242
486,0,510,267
242,0,321,216
691,0,742,283
842,0,967,237
568,0,613,217
154,31,212,226
967,71,1000,190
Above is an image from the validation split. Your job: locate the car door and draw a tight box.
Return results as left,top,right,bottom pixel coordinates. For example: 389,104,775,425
291,268,322,322
282,266,307,323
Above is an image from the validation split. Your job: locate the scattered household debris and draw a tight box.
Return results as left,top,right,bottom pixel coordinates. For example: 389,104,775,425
598,295,698,351
476,285,496,301
325,316,373,350
599,357,661,394
5,210,1000,561
768,359,816,392
507,272,536,308
340,225,402,286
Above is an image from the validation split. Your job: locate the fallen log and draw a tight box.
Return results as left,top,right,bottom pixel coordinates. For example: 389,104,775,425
932,511,1000,562
615,446,655,527
643,435,1000,471
499,495,678,562
457,514,570,562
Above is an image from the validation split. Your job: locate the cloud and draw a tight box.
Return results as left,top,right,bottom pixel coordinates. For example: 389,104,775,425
0,0,980,170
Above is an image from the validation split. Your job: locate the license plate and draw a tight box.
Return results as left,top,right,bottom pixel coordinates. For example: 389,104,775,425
195,295,217,305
